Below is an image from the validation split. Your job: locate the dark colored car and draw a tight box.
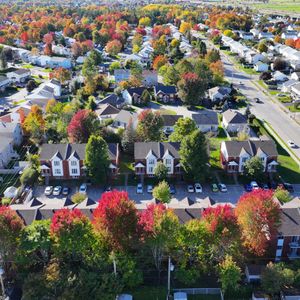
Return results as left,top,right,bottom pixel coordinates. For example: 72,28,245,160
244,184,252,192
260,183,269,190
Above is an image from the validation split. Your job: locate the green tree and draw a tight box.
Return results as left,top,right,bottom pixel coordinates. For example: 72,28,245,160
179,130,209,181
85,95,97,111
89,49,102,65
71,192,87,204
169,117,197,142
85,135,110,183
163,65,180,85
244,156,264,179
205,49,221,63
109,61,121,73
153,181,171,204
20,167,38,186
195,40,207,57
140,89,151,106
82,56,97,79
257,40,268,53
274,187,292,203
121,119,136,155
154,162,168,181
218,255,241,296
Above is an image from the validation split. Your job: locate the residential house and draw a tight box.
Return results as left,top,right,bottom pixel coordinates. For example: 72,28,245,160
0,75,11,91
208,86,231,102
220,139,278,173
0,137,19,168
39,143,119,180
99,93,127,109
114,69,131,83
142,70,158,86
291,72,300,81
134,142,181,177
291,82,300,100
258,32,274,40
6,69,31,83
111,110,138,130
154,85,177,103
245,265,265,283
222,109,249,134
122,87,148,106
254,61,269,72
0,122,23,146
273,71,288,82
95,104,120,123
240,32,254,40
161,114,183,135
192,110,219,133
246,51,266,64
281,31,298,40
281,79,298,93
52,45,71,56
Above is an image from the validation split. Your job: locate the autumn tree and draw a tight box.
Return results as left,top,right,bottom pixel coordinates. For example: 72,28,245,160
93,191,139,251
285,38,295,48
235,190,281,256
179,21,192,34
67,109,100,143
179,130,209,181
152,55,168,71
50,68,71,84
137,109,163,142
84,135,110,184
105,39,122,56
152,181,171,204
139,17,151,27
169,117,197,142
205,49,221,63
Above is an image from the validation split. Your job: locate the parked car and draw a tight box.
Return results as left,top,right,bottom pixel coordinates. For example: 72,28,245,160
218,183,227,192
62,187,70,196
174,292,187,300
79,183,87,194
169,184,176,194
211,183,219,192
255,98,262,103
288,140,297,148
44,186,53,196
147,185,153,193
136,183,143,194
53,186,62,196
250,181,259,190
261,183,269,190
194,183,203,193
244,184,252,192
187,185,194,193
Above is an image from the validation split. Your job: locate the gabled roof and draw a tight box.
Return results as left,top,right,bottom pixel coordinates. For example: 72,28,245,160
161,114,183,126
192,110,218,125
223,109,247,124
126,87,147,97
278,207,300,236
8,68,30,75
114,110,138,124
100,94,125,107
96,103,120,116
134,142,180,160
154,85,177,95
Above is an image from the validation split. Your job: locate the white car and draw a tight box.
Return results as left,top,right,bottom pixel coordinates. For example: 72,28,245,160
44,186,53,196
136,183,143,194
288,140,296,148
147,185,153,193
218,183,227,192
79,183,87,194
250,181,259,190
194,183,203,193
53,186,62,196
187,185,194,193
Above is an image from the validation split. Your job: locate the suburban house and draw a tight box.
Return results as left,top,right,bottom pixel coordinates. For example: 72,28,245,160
208,86,231,102
281,79,298,93
246,52,265,64
99,93,127,108
0,122,23,146
111,110,138,130
240,32,254,40
273,71,288,82
291,82,300,100
142,70,158,86
6,69,31,83
39,143,119,180
0,137,19,168
222,109,249,134
254,61,269,72
258,32,274,40
281,31,298,40
220,139,278,174
114,69,131,83
134,142,181,177
0,75,11,92
122,87,148,105
291,72,300,81
161,114,183,135
154,85,177,103
95,104,120,123
192,110,219,133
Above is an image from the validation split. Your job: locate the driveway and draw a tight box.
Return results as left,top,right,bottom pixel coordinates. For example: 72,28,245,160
0,87,28,107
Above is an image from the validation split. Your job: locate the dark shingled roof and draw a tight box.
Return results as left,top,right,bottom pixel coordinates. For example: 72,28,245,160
172,208,202,224
192,110,218,125
127,87,147,96
96,103,120,116
11,68,30,75
223,109,247,124
246,264,265,276
100,94,125,107
161,114,183,126
278,208,300,236
223,140,278,157
134,142,180,160
154,85,177,95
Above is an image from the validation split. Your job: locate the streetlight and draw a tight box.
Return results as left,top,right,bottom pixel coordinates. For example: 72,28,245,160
167,256,175,299
0,267,5,299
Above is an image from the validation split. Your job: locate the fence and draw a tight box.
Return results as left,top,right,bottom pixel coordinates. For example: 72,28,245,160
173,288,224,300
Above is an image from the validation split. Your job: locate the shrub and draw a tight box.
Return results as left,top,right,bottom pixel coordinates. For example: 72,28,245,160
274,187,292,203
71,192,86,204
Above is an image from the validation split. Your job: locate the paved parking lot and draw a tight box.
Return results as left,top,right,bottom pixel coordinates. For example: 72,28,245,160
33,183,300,208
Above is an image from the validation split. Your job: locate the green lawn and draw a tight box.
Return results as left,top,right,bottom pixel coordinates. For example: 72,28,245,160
288,105,300,113
22,64,34,69
209,128,228,171
12,99,26,106
158,108,176,115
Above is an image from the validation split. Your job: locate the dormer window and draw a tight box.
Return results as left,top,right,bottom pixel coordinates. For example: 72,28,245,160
54,161,60,166
71,160,77,166
165,159,172,165
149,159,155,165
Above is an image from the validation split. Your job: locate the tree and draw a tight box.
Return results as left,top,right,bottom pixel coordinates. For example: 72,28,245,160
205,49,221,63
71,192,87,204
140,89,151,106
169,117,197,142
121,119,136,155
152,55,168,71
26,79,36,92
82,57,97,79
85,95,97,111
179,130,209,181
179,21,192,34
154,162,168,181
105,39,122,56
274,187,292,203
137,109,163,142
273,58,288,71
50,208,95,260
93,191,139,251
89,49,102,65
285,38,296,48
218,255,241,296
67,109,100,143
139,17,151,27
244,156,264,179
177,72,206,105
194,40,207,57
50,68,71,84
152,181,171,204
84,135,110,184
139,203,179,280
20,167,38,186
163,65,180,85
0,206,24,273
257,40,268,53
259,72,272,81
235,190,281,256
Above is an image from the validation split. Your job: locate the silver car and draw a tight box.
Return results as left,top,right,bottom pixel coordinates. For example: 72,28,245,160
136,183,143,194
53,186,62,196
44,186,53,196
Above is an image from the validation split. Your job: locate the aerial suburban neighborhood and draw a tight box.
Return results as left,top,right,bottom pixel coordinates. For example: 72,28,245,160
1,0,300,299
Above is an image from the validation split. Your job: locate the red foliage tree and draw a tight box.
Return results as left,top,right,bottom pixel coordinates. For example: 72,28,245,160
44,43,52,56
92,190,139,251
105,39,122,56
235,190,280,256
67,109,99,143
136,27,147,36
285,38,296,48
20,31,29,43
43,33,54,44
152,55,168,70
295,38,300,50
